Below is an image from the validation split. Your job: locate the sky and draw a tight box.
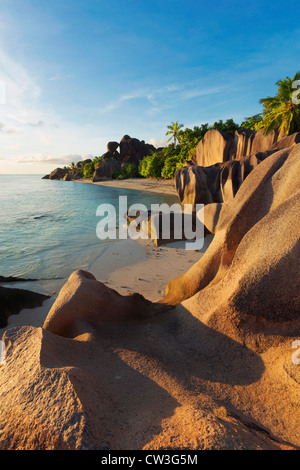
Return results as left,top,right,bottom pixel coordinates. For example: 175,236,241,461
0,0,299,174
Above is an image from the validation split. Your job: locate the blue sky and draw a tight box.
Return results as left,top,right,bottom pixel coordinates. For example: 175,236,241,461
0,0,299,173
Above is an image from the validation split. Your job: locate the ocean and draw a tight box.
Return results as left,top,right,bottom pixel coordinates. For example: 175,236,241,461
0,175,177,295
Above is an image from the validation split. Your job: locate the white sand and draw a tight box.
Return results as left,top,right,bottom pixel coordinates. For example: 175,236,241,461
0,235,214,338
74,177,177,195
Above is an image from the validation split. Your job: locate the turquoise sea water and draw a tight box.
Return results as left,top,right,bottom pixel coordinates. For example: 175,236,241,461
0,175,177,294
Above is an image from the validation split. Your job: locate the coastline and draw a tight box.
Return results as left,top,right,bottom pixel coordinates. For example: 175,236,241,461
0,175,212,338
0,236,213,338
73,177,177,195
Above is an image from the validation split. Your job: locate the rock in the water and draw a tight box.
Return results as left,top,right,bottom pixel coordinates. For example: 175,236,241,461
0,286,50,328
49,168,69,180
62,173,73,181
0,275,37,283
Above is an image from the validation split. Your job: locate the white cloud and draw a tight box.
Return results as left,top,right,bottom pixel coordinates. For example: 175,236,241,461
49,73,74,81
146,107,161,116
28,120,45,127
16,153,93,165
100,90,146,113
148,138,167,148
182,86,224,100
4,144,19,150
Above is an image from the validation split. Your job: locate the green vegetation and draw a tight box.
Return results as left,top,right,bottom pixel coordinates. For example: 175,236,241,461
257,71,300,137
82,157,102,178
165,121,184,146
138,153,164,178
240,114,263,130
138,119,241,180
112,162,139,180
82,162,95,178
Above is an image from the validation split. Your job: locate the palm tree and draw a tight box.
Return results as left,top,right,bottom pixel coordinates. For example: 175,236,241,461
166,121,184,146
259,71,300,137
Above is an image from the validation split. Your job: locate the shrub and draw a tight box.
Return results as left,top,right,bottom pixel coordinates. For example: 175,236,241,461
161,156,185,179
82,156,103,178
82,162,95,178
112,162,139,180
123,162,139,178
138,153,164,178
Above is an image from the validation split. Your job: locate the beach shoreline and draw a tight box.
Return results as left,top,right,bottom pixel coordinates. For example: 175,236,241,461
0,235,213,338
0,174,213,339
73,177,177,196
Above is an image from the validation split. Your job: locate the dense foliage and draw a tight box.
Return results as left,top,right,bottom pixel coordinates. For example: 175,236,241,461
138,118,241,179
257,72,300,136
82,157,102,178
138,153,164,178
112,162,139,180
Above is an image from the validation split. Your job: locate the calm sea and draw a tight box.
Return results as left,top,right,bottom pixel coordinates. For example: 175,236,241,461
0,175,177,295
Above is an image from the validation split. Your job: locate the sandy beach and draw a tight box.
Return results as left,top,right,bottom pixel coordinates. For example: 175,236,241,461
74,177,177,195
0,236,213,337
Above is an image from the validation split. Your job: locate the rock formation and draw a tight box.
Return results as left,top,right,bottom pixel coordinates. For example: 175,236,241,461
119,135,156,164
228,128,279,160
194,128,234,166
0,286,49,328
181,130,300,207
48,167,69,180
126,209,198,246
1,143,299,450
165,144,300,312
192,128,299,166
92,158,122,182
175,151,275,206
42,136,156,181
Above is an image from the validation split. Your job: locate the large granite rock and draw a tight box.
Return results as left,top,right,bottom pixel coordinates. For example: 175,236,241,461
92,158,121,182
228,128,279,160
126,209,198,246
0,286,49,328
107,141,119,153
194,129,234,166
119,135,156,164
175,151,274,206
193,128,299,167
75,158,92,168
269,131,300,151
165,143,300,319
49,168,69,180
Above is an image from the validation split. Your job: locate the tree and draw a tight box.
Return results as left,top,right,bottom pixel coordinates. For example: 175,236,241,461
259,72,300,137
241,114,263,130
165,121,184,146
210,118,240,136
138,153,164,178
